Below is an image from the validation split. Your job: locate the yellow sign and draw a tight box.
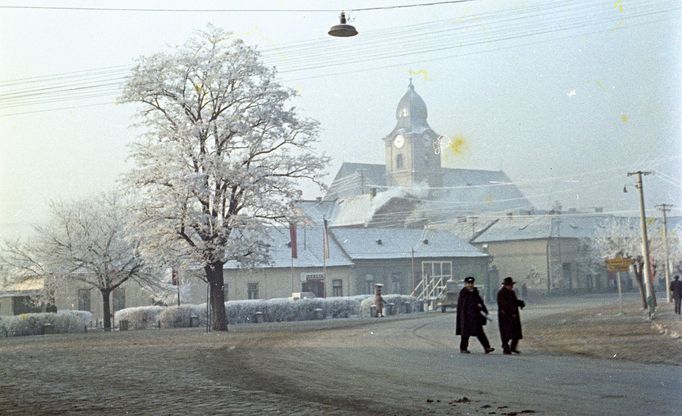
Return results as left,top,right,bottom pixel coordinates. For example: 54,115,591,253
606,257,633,272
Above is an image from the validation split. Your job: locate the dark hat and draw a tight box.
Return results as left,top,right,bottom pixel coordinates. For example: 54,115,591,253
464,276,475,283
502,277,516,286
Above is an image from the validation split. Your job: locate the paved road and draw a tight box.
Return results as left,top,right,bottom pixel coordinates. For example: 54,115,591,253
0,297,680,415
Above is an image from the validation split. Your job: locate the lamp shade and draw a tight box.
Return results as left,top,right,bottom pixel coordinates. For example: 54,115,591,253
329,12,358,37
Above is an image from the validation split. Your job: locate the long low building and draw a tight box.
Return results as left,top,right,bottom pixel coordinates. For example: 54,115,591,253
182,225,490,302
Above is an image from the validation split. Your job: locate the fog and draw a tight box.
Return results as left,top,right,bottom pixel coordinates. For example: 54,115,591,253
1,0,680,238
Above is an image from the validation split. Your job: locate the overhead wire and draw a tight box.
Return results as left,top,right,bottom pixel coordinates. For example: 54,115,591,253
0,0,677,114
0,1,476,13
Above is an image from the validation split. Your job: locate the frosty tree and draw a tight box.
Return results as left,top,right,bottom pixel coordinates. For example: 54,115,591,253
120,26,328,331
588,216,667,309
0,191,156,330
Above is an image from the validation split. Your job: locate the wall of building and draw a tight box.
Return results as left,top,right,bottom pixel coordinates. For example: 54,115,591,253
479,239,550,294
0,298,11,315
53,280,157,322
182,265,357,302
479,238,610,295
349,257,489,297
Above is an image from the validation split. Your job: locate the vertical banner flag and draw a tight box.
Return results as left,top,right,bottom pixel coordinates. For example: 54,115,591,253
322,218,330,259
289,223,298,259
171,268,179,286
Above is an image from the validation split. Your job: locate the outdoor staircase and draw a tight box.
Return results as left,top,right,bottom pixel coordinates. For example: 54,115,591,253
411,276,446,310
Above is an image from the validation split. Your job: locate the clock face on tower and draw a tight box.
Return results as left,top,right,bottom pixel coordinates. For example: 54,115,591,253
393,134,405,149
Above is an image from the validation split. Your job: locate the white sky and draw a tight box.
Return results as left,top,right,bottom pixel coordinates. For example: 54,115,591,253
1,0,681,239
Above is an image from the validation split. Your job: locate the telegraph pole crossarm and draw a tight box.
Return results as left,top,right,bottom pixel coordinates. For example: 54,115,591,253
627,170,655,319
656,203,673,303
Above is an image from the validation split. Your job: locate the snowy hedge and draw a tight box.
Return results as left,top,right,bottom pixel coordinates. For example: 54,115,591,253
114,294,422,330
359,294,423,317
0,311,92,337
114,306,165,330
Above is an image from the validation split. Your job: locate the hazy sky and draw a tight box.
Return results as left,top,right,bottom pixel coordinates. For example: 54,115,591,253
1,0,681,239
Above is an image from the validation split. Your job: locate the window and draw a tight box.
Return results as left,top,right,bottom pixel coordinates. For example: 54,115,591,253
247,283,259,300
396,154,403,169
112,288,126,312
78,289,91,312
332,279,343,297
391,272,403,294
223,284,229,301
364,274,375,294
421,261,453,282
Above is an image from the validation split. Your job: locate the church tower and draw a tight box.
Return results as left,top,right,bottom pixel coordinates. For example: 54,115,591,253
383,80,443,192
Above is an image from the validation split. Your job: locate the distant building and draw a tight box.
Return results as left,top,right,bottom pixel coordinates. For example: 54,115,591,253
320,80,533,228
207,225,489,300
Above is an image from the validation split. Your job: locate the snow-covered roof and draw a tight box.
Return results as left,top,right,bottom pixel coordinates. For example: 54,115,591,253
223,225,353,270
325,162,386,201
295,200,336,226
329,189,419,228
435,168,534,213
471,214,613,243
331,228,487,260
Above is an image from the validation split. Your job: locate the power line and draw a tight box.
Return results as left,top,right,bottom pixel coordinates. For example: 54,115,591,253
0,0,677,115
0,1,475,13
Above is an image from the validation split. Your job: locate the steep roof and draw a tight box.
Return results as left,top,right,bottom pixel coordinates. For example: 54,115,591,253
325,162,386,201
331,227,487,260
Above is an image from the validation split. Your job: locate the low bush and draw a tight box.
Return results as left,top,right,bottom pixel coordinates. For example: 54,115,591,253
359,294,422,316
115,294,420,330
114,306,165,329
0,310,92,337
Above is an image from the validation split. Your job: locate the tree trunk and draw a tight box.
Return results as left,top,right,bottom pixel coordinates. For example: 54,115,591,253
633,261,647,310
206,262,228,331
101,288,112,331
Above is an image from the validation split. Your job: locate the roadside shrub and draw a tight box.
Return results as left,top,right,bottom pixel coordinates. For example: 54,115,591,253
0,311,92,337
157,304,208,329
114,306,164,329
115,294,419,330
360,294,421,316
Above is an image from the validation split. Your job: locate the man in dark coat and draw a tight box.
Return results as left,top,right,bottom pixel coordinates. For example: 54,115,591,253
497,276,525,355
670,275,682,314
455,276,494,354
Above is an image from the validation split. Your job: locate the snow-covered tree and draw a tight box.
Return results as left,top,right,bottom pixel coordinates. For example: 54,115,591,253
588,216,660,309
0,191,157,330
120,26,329,331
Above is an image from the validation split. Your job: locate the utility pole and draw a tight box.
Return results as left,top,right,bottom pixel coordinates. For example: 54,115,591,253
656,203,673,303
627,171,655,318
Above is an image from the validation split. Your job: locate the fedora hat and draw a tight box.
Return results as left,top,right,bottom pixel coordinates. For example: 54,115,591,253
502,277,516,285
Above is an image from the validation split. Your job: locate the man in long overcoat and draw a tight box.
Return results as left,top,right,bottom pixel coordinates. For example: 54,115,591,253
455,276,494,354
670,275,682,314
497,276,525,355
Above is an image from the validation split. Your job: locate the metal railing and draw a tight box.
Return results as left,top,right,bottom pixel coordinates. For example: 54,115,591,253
411,276,446,307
